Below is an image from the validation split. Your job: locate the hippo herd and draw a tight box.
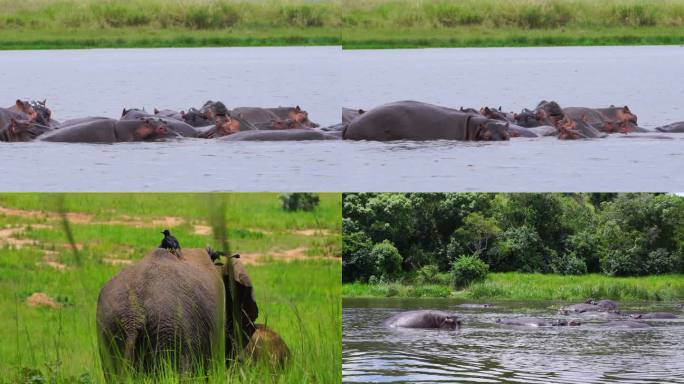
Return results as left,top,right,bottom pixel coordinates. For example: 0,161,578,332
3,99,683,144
385,299,681,331
0,99,339,143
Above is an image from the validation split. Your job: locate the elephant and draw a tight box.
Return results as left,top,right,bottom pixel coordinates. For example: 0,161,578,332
383,310,461,329
600,320,651,329
343,100,510,141
244,324,291,368
496,317,581,327
219,128,339,141
40,117,173,143
121,108,198,138
221,257,259,359
342,107,365,124
96,248,226,380
629,312,677,319
655,121,684,133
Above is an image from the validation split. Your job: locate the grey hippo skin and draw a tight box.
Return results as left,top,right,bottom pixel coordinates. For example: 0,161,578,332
496,317,581,327
96,249,226,381
343,101,510,141
527,125,558,137
600,320,651,328
40,118,172,143
383,310,461,329
0,108,52,142
121,108,198,138
219,128,339,141
560,299,619,315
588,299,619,311
342,107,365,124
655,121,684,133
630,312,678,319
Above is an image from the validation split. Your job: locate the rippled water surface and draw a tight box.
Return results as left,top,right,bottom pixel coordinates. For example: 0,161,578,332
1,46,683,191
343,298,684,384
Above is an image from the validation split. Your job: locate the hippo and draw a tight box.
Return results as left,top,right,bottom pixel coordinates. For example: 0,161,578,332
496,317,581,327
480,106,515,123
589,299,619,311
629,312,677,319
558,117,606,139
343,100,510,141
342,108,365,124
231,106,318,129
121,108,198,137
40,118,172,143
457,303,493,308
559,303,602,315
527,125,558,137
563,105,640,133
10,99,56,127
514,101,565,128
600,320,651,329
197,115,256,138
319,123,347,132
265,106,319,128
655,122,684,133
198,100,229,122
0,109,52,142
384,310,461,330
154,108,184,121
218,128,338,141
180,108,214,127
506,123,538,138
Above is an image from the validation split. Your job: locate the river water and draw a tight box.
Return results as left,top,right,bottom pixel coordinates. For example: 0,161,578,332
343,298,684,384
1,46,683,191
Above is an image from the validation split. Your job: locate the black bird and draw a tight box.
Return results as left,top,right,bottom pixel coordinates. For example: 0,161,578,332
205,246,240,263
160,229,181,253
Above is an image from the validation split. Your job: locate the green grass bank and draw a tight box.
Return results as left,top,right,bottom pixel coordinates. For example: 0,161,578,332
0,193,341,383
343,273,684,301
2,0,684,49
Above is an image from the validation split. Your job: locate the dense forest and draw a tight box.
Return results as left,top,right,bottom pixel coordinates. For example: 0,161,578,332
343,193,684,285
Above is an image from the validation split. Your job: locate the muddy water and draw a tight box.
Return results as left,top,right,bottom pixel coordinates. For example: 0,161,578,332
343,298,684,384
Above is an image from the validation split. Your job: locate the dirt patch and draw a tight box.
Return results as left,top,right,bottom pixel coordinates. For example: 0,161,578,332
0,206,185,229
292,229,332,236
194,225,212,236
26,292,60,309
41,250,67,271
102,258,134,266
0,224,51,248
237,247,339,265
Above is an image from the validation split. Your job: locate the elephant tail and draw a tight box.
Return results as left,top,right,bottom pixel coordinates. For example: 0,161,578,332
124,328,140,363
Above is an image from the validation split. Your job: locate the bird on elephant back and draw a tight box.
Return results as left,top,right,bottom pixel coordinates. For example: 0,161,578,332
96,246,289,382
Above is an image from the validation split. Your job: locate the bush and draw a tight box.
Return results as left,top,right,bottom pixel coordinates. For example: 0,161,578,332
372,240,403,279
451,255,489,288
342,229,376,282
415,264,440,284
551,251,588,275
279,193,320,211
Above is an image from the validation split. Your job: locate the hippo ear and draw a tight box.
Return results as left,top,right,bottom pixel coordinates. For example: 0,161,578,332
122,108,127,116
42,99,46,105
154,108,159,114
295,105,301,111
498,106,502,111
359,109,365,114
180,110,186,116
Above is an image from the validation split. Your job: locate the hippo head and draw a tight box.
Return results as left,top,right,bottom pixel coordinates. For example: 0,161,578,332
552,319,582,326
585,298,597,305
558,117,584,140
215,115,241,136
513,108,542,127
181,108,212,126
271,119,299,130
29,99,52,125
137,118,169,139
617,106,637,125
440,315,461,330
476,120,510,141
15,99,38,121
480,106,509,121
200,100,228,121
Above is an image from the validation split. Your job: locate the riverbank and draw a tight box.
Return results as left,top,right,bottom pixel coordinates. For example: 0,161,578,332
343,273,684,301
3,0,684,49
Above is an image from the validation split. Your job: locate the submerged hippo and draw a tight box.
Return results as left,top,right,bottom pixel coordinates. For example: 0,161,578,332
342,107,365,124
600,320,651,329
0,108,52,141
121,108,198,137
343,100,510,141
558,117,606,139
588,299,619,311
496,317,581,327
514,101,565,128
563,105,640,133
40,118,172,143
630,312,678,319
655,121,684,133
219,128,338,141
457,303,493,308
384,310,461,330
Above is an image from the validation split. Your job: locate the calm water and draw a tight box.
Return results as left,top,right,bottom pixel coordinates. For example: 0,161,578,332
343,298,684,384
1,46,683,191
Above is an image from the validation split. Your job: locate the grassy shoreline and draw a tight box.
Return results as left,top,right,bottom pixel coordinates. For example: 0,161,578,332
3,0,684,49
343,273,684,301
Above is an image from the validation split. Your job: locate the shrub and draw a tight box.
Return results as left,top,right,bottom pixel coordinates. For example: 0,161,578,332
415,264,440,284
372,240,403,279
279,193,320,211
551,251,588,275
342,230,376,282
451,255,489,288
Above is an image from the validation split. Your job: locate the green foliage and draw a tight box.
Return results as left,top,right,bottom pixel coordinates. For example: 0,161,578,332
279,193,320,212
451,255,489,288
371,240,403,279
343,193,683,281
342,223,376,283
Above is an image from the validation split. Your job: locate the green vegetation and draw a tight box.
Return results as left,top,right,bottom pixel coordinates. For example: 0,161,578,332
343,193,684,300
2,0,684,49
343,272,684,301
0,193,341,383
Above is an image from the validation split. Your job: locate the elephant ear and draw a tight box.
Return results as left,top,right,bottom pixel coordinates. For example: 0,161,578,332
229,258,253,288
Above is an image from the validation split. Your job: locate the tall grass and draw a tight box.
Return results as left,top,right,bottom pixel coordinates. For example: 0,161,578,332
0,193,341,383
2,0,684,48
343,273,684,301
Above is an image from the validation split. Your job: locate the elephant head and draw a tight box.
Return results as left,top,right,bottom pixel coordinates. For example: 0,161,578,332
219,257,259,360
